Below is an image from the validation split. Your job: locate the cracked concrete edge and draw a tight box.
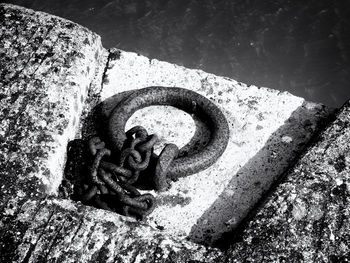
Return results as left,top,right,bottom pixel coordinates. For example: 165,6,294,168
225,101,350,262
0,4,223,262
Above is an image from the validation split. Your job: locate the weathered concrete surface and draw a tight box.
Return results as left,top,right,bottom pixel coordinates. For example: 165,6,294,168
0,4,223,262
0,3,107,261
101,49,330,244
2,3,347,263
0,3,107,196
11,198,222,263
225,102,350,262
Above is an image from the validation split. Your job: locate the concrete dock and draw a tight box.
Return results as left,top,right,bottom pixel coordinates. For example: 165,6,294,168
1,4,349,262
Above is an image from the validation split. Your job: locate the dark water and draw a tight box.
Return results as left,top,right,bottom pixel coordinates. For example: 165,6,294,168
3,0,350,107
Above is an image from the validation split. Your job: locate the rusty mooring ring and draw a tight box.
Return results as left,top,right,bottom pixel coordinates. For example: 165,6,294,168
108,86,229,179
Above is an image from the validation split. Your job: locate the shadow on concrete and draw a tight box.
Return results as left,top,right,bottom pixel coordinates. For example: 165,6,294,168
77,94,330,248
187,102,330,248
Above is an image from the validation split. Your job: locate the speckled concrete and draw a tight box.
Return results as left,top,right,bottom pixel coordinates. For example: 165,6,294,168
101,49,330,244
11,198,222,263
226,102,350,263
0,4,223,262
0,3,107,196
0,4,109,261
2,3,345,262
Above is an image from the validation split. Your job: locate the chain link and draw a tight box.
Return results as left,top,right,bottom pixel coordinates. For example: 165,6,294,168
154,143,179,191
79,126,160,220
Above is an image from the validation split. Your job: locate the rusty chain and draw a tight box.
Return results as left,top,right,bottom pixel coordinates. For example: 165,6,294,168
73,86,230,220
79,125,165,220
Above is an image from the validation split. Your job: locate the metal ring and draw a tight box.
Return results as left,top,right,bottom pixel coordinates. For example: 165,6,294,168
108,86,229,179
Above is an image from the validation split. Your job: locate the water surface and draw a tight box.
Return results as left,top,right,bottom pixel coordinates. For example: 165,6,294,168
3,0,350,107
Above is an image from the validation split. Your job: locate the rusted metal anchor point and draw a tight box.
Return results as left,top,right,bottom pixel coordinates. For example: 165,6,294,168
74,87,230,219
108,86,230,190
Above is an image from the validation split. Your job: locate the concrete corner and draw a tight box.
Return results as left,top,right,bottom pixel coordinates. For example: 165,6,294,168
226,102,350,262
1,3,345,263
100,48,330,244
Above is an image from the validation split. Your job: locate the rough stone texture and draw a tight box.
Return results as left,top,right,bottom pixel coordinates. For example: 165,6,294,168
101,49,330,244
2,3,348,263
0,4,223,262
226,102,350,262
0,3,107,196
10,198,222,263
0,3,107,261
